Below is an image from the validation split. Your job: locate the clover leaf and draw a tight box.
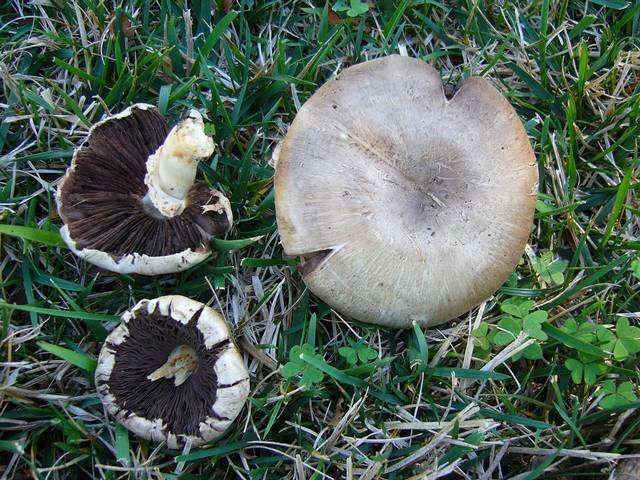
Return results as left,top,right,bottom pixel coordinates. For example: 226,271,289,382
334,0,369,17
532,251,568,285
338,340,377,366
333,0,349,11
338,346,358,365
535,198,554,214
300,365,324,386
596,326,617,351
513,342,543,361
280,344,325,388
357,345,377,363
600,380,638,409
613,318,640,361
487,299,548,361
561,318,596,344
583,364,605,385
491,302,549,346
491,315,521,346
564,355,606,385
472,322,491,351
522,310,548,341
347,0,369,17
597,319,640,361
500,297,535,318
280,357,304,378
565,358,582,383
631,258,640,280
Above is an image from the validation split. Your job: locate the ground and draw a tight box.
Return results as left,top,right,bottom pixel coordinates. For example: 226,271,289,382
1,0,640,479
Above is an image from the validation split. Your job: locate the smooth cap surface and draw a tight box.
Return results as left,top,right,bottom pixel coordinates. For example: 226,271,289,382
275,55,538,328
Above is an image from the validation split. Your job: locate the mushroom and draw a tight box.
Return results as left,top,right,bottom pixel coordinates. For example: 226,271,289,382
56,104,232,275
274,55,538,328
95,295,250,448
612,458,640,479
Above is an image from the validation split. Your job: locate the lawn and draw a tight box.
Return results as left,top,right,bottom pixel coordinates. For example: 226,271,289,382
1,0,639,478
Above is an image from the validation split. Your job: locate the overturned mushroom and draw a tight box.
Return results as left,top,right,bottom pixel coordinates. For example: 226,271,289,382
56,104,232,275
95,295,250,448
275,55,538,328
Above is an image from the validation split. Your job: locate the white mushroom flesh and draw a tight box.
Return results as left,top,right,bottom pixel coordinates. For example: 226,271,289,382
142,110,215,217
147,344,199,386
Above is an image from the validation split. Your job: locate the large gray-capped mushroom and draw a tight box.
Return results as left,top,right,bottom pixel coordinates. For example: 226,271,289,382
95,295,250,448
274,55,538,328
56,104,232,275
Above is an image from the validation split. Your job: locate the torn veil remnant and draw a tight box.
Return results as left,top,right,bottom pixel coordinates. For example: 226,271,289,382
56,104,233,275
95,295,250,449
274,55,538,329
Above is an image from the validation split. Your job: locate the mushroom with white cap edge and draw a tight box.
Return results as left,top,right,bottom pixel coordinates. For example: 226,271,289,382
274,55,538,329
56,104,233,275
95,295,250,449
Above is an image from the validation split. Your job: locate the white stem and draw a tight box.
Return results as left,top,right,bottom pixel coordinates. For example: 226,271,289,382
147,344,198,387
142,110,214,217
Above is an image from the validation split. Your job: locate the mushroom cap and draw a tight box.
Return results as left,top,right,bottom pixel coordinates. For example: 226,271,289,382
95,295,250,449
613,458,640,479
274,55,538,328
56,104,232,275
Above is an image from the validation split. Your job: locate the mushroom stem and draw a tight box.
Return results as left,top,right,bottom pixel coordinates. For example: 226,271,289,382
147,344,198,387
142,110,214,217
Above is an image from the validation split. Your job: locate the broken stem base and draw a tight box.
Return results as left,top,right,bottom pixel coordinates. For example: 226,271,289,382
147,344,199,387
142,110,214,217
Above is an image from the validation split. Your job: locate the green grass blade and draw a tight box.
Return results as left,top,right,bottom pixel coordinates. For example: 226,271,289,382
0,440,25,454
0,224,66,247
212,236,263,251
426,368,510,381
547,253,630,308
175,440,248,462
542,324,607,358
479,409,552,429
507,62,554,101
0,302,119,322
194,11,238,74
114,423,130,465
37,341,97,371
299,352,366,387
600,168,632,248
412,321,429,371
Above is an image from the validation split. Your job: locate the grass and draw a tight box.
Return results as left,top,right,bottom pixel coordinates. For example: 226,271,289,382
0,0,639,478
